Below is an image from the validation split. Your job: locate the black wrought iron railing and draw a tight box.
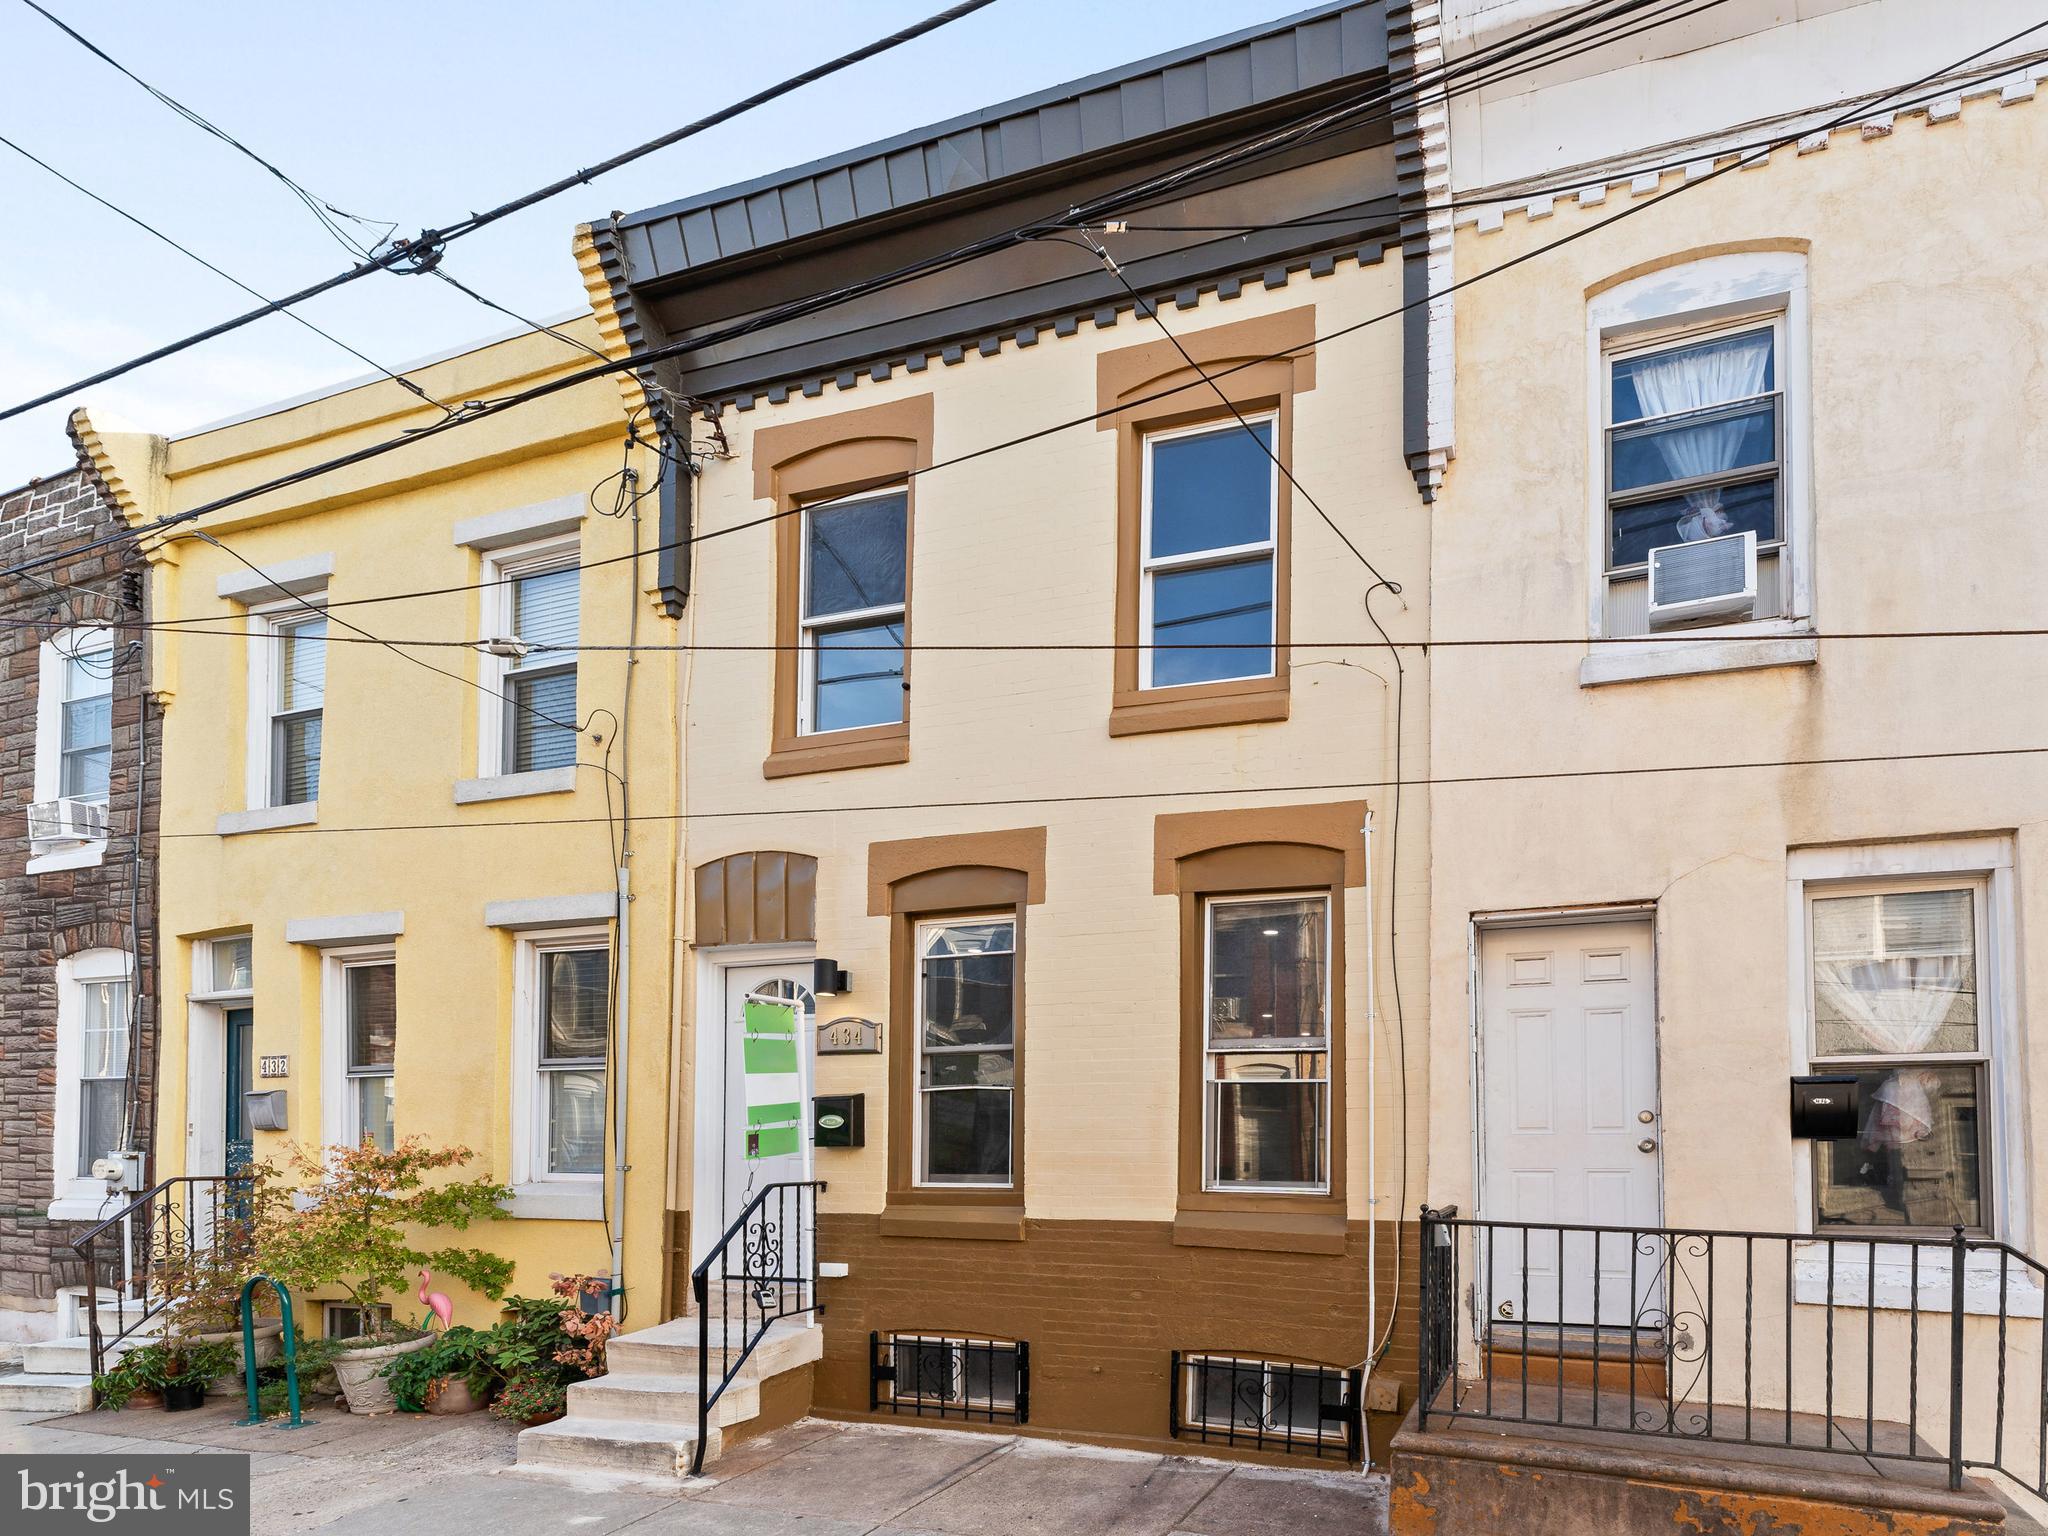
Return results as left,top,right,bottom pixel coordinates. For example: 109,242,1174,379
870,1332,1028,1423
1416,1206,2048,1498
1168,1350,1364,1463
688,1179,825,1476
68,1176,241,1385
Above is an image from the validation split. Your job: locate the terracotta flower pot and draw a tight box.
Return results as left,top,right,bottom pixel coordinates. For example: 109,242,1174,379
332,1333,433,1415
425,1376,483,1415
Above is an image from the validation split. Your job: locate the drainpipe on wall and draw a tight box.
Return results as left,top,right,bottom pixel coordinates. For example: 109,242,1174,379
612,861,631,1323
1363,809,1380,1399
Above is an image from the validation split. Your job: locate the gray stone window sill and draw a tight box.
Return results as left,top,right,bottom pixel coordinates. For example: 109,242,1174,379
454,767,576,804
217,802,318,836
504,1182,603,1222
1580,632,1818,687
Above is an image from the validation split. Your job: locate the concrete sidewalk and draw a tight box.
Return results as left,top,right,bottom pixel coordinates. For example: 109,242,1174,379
0,1399,1389,1535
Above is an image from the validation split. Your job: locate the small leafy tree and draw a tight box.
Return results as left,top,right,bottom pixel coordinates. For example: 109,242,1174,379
252,1138,514,1332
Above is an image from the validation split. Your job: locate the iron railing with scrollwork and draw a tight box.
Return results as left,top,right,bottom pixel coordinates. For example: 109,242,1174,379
68,1176,242,1386
870,1332,1028,1423
689,1179,825,1476
1416,1207,2048,1498
1168,1350,1364,1463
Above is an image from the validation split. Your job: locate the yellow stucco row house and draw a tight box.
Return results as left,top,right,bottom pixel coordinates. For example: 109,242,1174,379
48,0,2048,1528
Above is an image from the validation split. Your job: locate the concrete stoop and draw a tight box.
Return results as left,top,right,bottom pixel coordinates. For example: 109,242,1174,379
1389,1409,2028,1536
514,1315,823,1480
0,1373,95,1413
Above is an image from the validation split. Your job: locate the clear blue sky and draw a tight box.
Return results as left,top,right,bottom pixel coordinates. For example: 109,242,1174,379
0,0,1294,490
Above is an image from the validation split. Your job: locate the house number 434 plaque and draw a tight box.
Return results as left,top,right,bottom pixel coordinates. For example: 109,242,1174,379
816,1017,881,1055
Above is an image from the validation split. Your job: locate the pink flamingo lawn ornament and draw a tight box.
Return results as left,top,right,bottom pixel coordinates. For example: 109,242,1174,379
418,1269,454,1332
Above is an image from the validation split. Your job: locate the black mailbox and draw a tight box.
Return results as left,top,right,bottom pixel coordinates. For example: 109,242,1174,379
1790,1075,1859,1140
814,1094,865,1148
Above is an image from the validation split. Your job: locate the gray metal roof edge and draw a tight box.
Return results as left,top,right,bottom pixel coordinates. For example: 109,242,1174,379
614,0,1376,232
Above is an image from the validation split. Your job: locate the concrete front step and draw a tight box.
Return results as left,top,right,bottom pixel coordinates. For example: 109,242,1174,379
566,1371,759,1428
605,1316,823,1381
24,1334,142,1375
516,1416,719,1479
0,1373,95,1413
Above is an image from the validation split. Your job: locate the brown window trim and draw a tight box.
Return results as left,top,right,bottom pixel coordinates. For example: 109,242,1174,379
752,394,933,780
1160,804,1363,1253
1098,306,1317,739
873,830,1046,1238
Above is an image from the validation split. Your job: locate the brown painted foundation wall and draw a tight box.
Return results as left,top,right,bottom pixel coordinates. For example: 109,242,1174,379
813,1214,1419,1456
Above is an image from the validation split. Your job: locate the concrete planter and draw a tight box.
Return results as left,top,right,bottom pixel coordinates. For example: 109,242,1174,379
195,1322,283,1375
425,1377,484,1415
332,1333,433,1415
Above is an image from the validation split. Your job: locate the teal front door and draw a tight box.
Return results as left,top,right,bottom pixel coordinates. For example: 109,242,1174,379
224,1008,254,1179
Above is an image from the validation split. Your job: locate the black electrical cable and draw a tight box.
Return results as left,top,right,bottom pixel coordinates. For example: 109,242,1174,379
0,0,1004,424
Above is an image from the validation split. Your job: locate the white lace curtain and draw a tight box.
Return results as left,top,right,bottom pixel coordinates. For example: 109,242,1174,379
1812,891,1973,1056
1627,331,1773,534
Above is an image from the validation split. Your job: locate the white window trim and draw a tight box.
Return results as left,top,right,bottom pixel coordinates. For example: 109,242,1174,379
50,947,134,1219
508,925,609,1217
796,488,908,738
1201,891,1332,1197
30,627,114,874
1582,251,1813,684
319,945,395,1151
1139,415,1280,692
912,914,1016,1192
1783,835,2029,1315
245,593,327,811
477,534,580,779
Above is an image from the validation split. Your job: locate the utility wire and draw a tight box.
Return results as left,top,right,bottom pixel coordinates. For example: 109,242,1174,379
0,0,1003,423
0,0,1743,587
0,131,445,409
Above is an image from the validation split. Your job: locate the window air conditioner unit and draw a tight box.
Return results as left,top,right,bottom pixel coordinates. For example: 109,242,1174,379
27,797,109,848
1646,528,1757,627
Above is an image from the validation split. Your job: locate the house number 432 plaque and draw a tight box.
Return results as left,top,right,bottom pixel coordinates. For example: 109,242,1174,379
816,1017,881,1055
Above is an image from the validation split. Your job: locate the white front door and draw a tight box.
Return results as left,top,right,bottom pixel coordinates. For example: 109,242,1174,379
712,963,815,1253
1479,918,1660,1329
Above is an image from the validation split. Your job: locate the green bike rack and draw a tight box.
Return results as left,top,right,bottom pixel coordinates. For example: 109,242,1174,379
237,1274,313,1429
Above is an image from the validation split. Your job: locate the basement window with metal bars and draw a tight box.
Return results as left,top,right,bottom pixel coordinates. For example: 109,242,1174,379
869,1332,1028,1423
1170,1352,1362,1462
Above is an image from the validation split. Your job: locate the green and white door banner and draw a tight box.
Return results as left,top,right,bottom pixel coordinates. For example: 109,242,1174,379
742,997,803,1160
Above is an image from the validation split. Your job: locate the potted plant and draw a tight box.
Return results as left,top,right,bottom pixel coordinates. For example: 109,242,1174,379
484,1275,615,1426
250,1138,513,1415
157,1189,287,1371
94,1337,238,1412
379,1325,498,1414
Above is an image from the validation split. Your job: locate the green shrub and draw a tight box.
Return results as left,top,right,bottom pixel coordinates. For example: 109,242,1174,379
94,1338,239,1411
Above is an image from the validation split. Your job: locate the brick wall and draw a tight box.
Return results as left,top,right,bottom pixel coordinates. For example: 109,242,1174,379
0,462,157,1313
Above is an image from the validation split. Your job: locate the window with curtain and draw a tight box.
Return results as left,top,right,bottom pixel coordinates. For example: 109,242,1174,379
505,562,579,772
916,917,1014,1186
270,612,326,805
1204,894,1329,1192
1809,882,1987,1231
536,943,608,1176
76,975,131,1176
345,959,396,1152
1141,418,1277,688
1605,322,1784,632
800,489,907,734
58,636,114,802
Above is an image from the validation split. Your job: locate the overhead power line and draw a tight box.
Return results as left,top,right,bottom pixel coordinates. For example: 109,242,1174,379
0,0,1003,424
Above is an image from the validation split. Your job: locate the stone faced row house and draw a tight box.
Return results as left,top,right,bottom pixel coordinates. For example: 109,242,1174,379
16,0,2048,1526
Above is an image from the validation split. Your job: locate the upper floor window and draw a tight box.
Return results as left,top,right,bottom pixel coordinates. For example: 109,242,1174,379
1589,251,1810,640
54,633,114,802
264,607,327,806
1141,419,1278,689
479,541,580,776
1203,893,1330,1194
800,489,906,735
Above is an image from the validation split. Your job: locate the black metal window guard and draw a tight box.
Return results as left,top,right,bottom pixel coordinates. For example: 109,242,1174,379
1169,1351,1363,1463
1417,1205,2048,1499
869,1332,1028,1423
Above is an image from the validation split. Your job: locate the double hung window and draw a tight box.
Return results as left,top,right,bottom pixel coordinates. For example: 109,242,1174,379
799,490,906,734
1807,880,1989,1232
502,558,579,773
57,634,114,802
342,957,396,1152
268,611,327,805
75,969,131,1176
1203,894,1330,1193
915,917,1014,1187
533,940,609,1177
1140,419,1278,688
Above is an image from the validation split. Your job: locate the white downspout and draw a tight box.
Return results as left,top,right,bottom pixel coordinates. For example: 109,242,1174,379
612,861,631,1323
1363,809,1379,1402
